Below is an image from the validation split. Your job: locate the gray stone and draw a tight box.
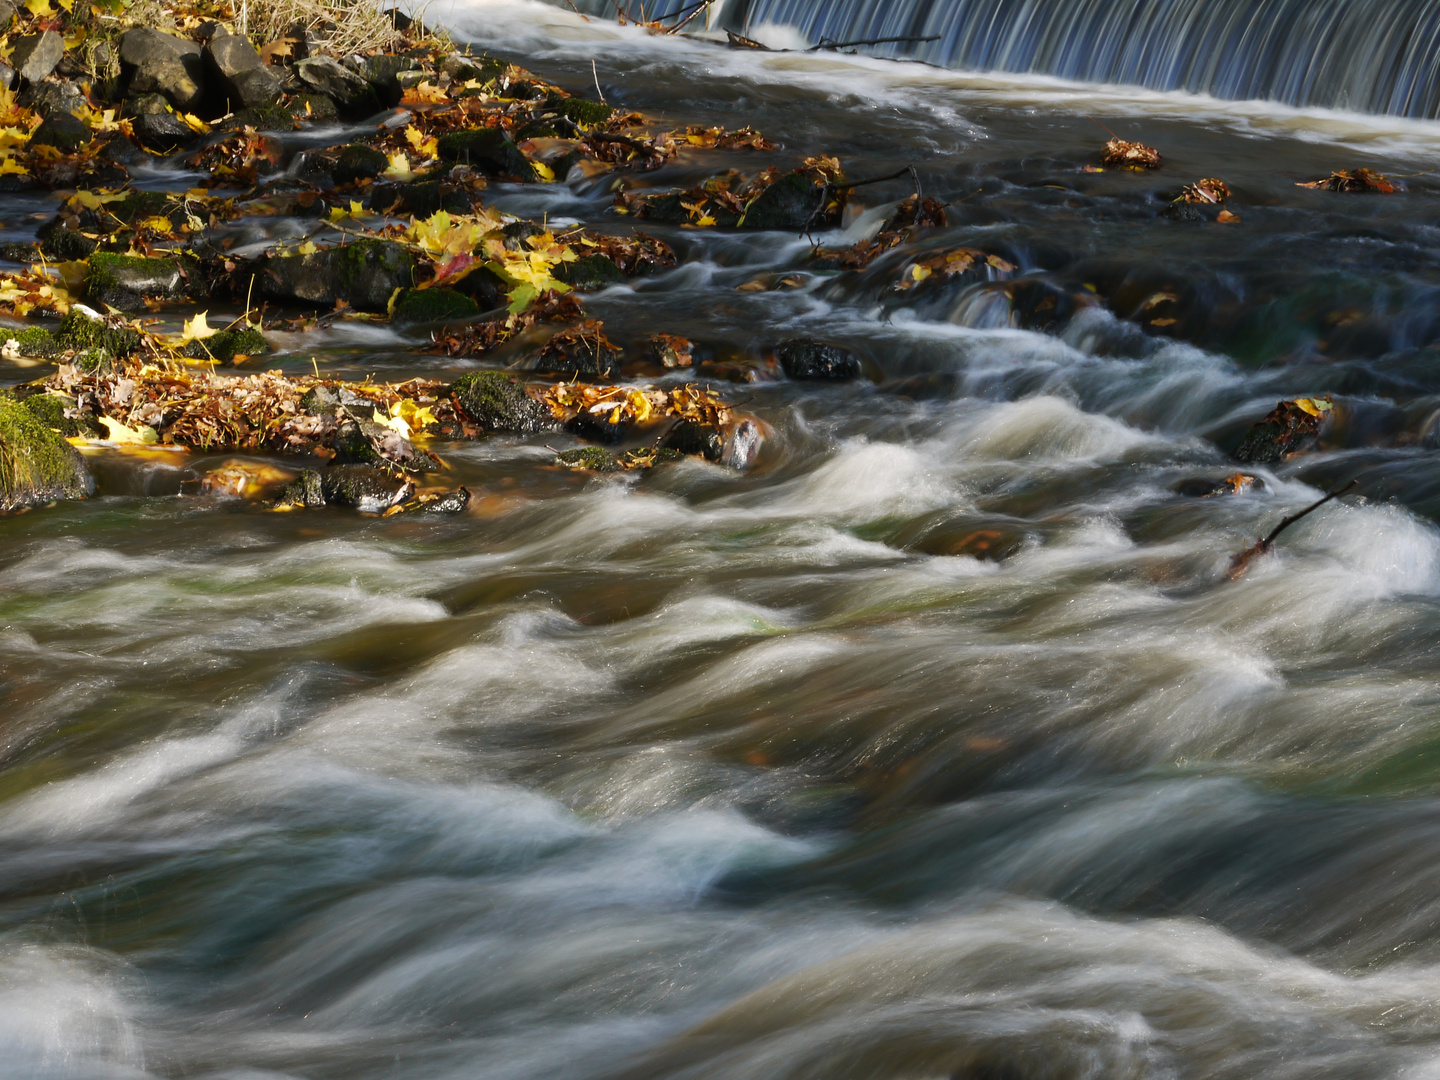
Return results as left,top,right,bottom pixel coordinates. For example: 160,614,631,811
260,239,417,310
205,31,281,108
0,61,15,92
118,27,205,112
292,56,380,117
0,1,15,33
30,111,90,152
86,252,195,309
11,31,62,84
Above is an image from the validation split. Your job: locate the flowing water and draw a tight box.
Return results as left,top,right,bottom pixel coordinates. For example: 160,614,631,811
10,2,1440,1077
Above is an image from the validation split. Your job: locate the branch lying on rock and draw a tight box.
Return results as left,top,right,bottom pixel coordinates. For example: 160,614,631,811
1227,479,1357,581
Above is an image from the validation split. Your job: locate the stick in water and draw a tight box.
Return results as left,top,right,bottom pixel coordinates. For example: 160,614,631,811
591,59,606,103
1227,479,1358,581
807,34,942,52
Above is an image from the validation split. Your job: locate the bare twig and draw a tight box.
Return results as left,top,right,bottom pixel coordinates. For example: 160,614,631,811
1227,479,1358,581
591,59,606,103
666,0,711,32
807,34,941,52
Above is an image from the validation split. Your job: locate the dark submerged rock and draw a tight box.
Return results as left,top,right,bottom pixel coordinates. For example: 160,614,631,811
557,253,625,290
743,173,826,230
368,178,474,217
119,27,205,112
0,392,91,509
279,465,414,513
218,103,296,131
555,446,620,472
450,371,556,433
86,252,194,309
436,127,535,180
260,240,417,310
661,419,723,461
29,111,90,153
776,339,861,381
11,31,62,84
391,287,481,325
131,111,198,152
331,143,389,185
1234,398,1333,463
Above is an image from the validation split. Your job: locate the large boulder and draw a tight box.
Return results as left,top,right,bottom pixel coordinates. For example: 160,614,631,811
292,57,380,118
10,31,62,84
260,239,417,310
204,31,281,109
743,173,827,230
85,253,195,309
0,393,91,510
119,27,205,112
29,111,90,152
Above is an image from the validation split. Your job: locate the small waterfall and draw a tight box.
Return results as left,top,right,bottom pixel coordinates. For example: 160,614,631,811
576,0,1440,119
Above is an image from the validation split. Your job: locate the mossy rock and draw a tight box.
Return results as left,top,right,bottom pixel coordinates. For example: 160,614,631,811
19,390,98,437
0,241,37,262
72,347,115,373
515,121,559,140
390,288,481,325
6,326,60,359
743,173,828,230
261,239,417,311
288,93,339,122
332,144,389,185
436,127,535,181
450,370,556,434
557,253,625,290
85,252,193,309
180,327,268,362
556,446,620,472
40,227,96,261
220,104,297,131
56,308,141,355
0,392,91,509
108,190,172,225
554,97,612,126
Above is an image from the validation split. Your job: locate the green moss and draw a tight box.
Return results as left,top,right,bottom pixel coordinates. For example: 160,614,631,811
556,446,620,471
180,327,268,362
19,391,96,437
287,94,339,122
557,253,625,290
221,104,297,131
391,288,481,324
108,190,171,225
328,240,415,301
56,307,141,355
332,144,389,185
436,128,535,180
555,97,613,126
10,327,59,358
40,227,96,261
0,393,91,508
85,251,192,309
451,370,555,434
516,121,559,140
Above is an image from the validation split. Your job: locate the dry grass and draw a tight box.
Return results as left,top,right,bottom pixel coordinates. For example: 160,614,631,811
237,0,406,58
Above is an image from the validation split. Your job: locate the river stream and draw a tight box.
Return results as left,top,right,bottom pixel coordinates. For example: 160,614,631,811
7,3,1440,1078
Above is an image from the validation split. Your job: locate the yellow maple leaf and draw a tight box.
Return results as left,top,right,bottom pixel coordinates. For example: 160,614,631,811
383,151,412,180
180,311,217,342
178,113,210,134
23,0,56,17
297,240,318,256
532,160,555,182
98,416,159,444
372,406,410,439
349,199,365,217
391,399,436,433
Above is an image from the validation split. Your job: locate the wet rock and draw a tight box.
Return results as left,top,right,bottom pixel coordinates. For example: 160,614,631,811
331,143,389,185
436,127,535,180
293,57,380,118
0,62,14,92
0,1,14,33
205,30,282,109
119,27,205,112
743,173,826,230
550,96,612,126
1234,397,1334,463
56,306,142,355
416,486,470,513
123,91,169,116
130,110,198,152
564,409,629,444
11,31,62,85
105,188,171,225
18,78,84,117
260,239,417,311
450,370,556,433
775,338,860,381
218,103,296,131
0,240,36,261
279,465,414,512
86,252,194,309
347,53,414,108
555,446,620,472
179,327,268,362
1,326,59,359
721,418,764,470
535,322,622,377
298,384,340,415
1174,473,1263,498
367,178,473,217
391,287,481,325
0,392,91,509
556,253,625,291
29,111,90,153
660,418,722,461
440,53,506,82
287,92,339,122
